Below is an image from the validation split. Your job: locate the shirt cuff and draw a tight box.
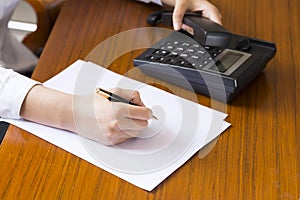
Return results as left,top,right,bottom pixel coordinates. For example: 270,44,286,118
137,0,163,6
150,0,163,5
0,71,40,119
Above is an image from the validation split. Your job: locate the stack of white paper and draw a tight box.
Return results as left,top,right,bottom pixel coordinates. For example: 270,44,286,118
2,60,230,191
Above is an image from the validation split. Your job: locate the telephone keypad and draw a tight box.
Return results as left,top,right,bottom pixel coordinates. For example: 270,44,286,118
145,41,223,70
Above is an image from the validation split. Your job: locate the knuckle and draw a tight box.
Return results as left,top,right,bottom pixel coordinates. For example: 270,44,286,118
110,120,120,131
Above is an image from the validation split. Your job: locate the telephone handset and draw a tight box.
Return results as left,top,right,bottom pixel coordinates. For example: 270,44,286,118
134,11,276,102
161,11,232,47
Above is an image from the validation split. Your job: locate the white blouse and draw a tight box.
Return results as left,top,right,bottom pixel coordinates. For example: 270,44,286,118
139,0,162,5
0,0,162,119
0,0,39,119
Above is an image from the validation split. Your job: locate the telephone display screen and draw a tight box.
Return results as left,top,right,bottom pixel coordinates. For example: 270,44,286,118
210,52,243,73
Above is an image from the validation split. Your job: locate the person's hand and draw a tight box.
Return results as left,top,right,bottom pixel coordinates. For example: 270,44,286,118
73,88,153,145
162,0,222,31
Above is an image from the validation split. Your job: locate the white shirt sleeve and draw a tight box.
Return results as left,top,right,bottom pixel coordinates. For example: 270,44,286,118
136,0,163,6
0,66,40,119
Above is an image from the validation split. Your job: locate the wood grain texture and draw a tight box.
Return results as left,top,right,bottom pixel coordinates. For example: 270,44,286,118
0,0,299,199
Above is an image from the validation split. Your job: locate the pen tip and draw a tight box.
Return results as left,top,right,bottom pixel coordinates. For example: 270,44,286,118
149,110,158,120
152,115,158,120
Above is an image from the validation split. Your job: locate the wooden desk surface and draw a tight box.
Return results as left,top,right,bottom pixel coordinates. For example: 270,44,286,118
1,0,299,199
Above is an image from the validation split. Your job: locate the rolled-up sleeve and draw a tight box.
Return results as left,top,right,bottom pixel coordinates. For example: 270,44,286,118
136,0,162,6
0,67,40,119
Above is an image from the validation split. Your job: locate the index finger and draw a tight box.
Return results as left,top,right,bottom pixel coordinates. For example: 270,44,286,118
110,88,145,106
127,104,154,121
172,0,188,30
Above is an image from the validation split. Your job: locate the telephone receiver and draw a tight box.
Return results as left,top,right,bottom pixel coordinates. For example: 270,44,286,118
147,11,232,47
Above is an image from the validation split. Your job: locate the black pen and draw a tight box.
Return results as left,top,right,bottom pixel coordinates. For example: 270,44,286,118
96,88,158,120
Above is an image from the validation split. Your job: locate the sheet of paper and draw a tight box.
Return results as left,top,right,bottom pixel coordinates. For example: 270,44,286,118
2,60,230,191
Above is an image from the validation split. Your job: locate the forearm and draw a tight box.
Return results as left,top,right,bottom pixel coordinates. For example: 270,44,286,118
19,84,152,145
20,85,76,132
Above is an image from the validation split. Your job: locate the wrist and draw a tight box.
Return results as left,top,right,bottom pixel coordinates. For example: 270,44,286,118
20,85,76,133
56,93,76,132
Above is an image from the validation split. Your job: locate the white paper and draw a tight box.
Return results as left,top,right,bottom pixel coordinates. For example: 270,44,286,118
1,60,230,191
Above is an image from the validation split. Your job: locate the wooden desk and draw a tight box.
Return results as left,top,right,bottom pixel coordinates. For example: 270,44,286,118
1,0,299,199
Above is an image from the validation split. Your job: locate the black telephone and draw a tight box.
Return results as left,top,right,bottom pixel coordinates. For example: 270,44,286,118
133,11,276,102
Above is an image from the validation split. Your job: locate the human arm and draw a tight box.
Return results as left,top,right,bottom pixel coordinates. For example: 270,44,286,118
19,85,152,145
0,67,152,145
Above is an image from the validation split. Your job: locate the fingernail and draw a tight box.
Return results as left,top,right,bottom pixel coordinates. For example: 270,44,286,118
173,22,180,31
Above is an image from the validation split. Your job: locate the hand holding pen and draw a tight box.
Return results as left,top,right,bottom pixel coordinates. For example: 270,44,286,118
82,87,157,145
96,88,157,120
